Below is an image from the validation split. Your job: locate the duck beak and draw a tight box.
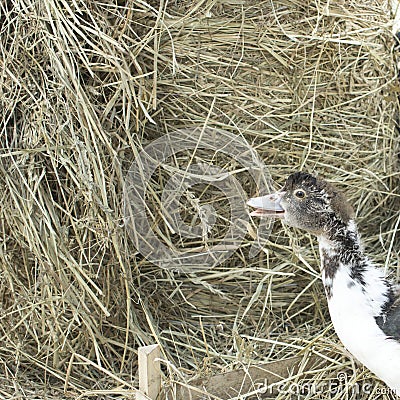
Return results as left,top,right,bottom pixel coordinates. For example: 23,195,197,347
247,192,285,218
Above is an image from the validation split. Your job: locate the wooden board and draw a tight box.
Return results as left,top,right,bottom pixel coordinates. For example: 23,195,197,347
137,344,161,400
173,356,319,399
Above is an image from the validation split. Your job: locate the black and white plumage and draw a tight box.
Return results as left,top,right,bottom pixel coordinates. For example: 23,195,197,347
248,172,400,395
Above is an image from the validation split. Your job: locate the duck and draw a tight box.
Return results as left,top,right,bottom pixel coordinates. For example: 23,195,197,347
247,171,400,395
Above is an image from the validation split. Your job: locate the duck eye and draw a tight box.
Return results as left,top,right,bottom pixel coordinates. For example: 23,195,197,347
294,189,306,199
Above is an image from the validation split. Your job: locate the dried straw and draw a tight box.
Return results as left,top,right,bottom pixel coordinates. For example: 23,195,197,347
0,0,399,399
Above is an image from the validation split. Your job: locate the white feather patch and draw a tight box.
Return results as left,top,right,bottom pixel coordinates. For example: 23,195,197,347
317,227,400,395
327,263,400,394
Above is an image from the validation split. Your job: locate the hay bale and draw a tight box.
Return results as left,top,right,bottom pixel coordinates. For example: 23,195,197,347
0,0,398,398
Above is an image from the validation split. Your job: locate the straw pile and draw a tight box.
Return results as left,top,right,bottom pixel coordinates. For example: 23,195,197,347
0,0,399,399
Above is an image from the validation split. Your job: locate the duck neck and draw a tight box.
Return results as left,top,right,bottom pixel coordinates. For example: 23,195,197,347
317,219,395,319
317,219,368,296
319,219,363,256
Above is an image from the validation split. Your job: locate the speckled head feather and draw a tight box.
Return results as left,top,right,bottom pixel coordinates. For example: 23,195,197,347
279,172,355,234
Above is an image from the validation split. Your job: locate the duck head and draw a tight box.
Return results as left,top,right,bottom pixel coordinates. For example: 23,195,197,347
247,172,354,236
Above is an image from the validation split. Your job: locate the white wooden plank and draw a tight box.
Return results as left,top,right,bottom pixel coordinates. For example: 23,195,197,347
137,344,161,400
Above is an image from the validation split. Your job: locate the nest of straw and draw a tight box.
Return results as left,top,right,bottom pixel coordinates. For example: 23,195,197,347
0,0,399,398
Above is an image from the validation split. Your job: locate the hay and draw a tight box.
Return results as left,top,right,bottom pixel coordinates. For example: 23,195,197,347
0,0,399,399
